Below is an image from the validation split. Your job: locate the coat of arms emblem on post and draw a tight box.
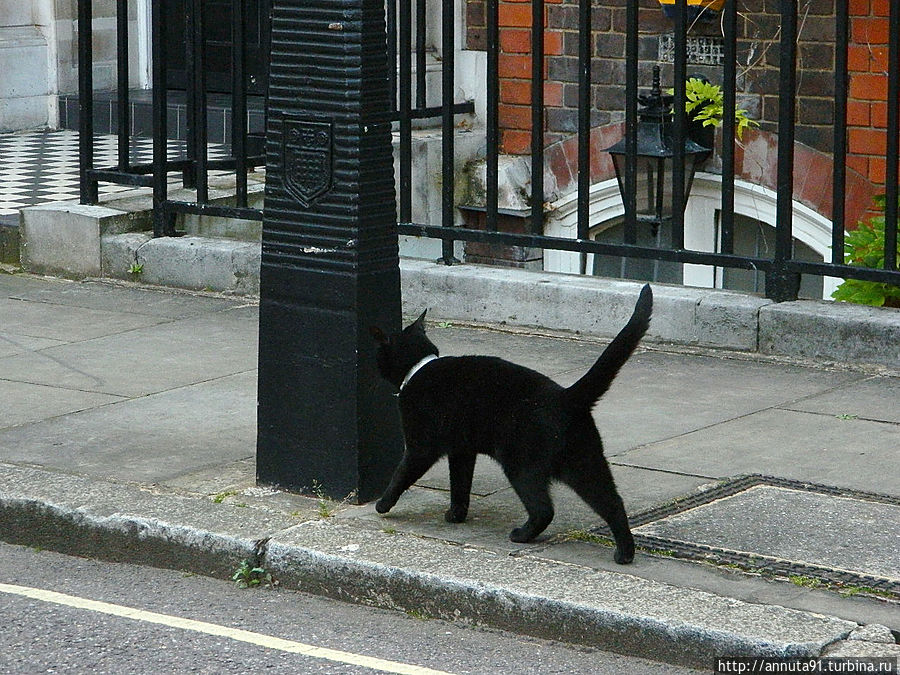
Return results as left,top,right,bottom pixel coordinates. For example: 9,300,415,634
283,118,332,207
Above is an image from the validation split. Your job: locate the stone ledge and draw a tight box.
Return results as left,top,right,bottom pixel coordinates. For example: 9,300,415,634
759,300,900,369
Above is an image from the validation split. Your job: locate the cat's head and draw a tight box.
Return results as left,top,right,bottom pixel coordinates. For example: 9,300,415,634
369,310,440,389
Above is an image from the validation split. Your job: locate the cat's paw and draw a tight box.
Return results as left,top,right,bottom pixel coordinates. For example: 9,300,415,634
444,506,468,523
375,498,394,514
509,527,534,543
614,547,634,565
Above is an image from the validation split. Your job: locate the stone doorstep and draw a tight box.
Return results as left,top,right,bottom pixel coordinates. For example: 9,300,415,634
19,178,265,282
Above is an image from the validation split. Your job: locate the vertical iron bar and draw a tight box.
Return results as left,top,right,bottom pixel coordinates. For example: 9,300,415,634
151,0,169,236
233,0,248,207
486,0,499,231
184,0,197,188
769,0,800,301
720,0,737,254
530,0,544,235
387,0,398,109
398,0,412,223
884,0,899,270
623,0,638,244
116,0,130,171
193,0,208,204
440,0,456,262
78,0,98,204
671,0,687,250
416,0,427,109
576,0,591,242
831,0,848,265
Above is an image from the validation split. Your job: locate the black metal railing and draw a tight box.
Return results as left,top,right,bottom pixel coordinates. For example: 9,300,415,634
394,0,900,302
77,0,900,303
77,0,266,237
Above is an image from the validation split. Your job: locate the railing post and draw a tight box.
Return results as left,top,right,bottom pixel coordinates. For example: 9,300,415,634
78,0,98,205
256,0,405,501
766,0,801,302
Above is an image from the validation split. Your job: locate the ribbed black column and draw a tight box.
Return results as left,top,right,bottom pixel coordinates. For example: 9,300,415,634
257,0,404,502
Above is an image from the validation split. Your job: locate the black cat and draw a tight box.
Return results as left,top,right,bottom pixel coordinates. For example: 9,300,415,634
369,284,652,564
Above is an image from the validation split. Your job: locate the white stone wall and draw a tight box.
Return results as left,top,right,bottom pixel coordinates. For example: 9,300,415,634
0,0,56,130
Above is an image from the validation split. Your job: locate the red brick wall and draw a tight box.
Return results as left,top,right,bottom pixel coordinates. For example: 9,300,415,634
464,0,894,203
847,0,892,187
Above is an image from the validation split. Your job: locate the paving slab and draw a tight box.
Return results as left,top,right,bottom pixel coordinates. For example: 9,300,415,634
0,296,166,344
0,275,246,319
590,351,865,456
635,485,900,583
617,408,900,496
0,380,123,430
0,371,257,483
785,375,900,425
0,331,65,358
0,308,258,396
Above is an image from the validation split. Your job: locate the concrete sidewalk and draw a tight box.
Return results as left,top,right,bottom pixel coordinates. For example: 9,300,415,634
0,271,898,669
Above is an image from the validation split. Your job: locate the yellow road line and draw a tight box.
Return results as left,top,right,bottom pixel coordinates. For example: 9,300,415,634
0,582,454,675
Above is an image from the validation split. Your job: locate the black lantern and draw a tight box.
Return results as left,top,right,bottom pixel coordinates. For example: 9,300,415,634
606,66,710,234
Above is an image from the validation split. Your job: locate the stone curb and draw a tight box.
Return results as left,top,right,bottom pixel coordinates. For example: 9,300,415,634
0,465,859,669
401,259,900,368
400,258,770,352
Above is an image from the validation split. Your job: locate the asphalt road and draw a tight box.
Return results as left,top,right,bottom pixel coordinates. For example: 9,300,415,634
0,542,703,674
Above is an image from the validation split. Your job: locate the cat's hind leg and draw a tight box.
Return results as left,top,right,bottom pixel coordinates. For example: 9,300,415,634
559,435,635,564
376,446,440,515
446,452,477,523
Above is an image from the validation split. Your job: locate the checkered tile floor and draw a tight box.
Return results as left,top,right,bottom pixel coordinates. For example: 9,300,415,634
0,130,230,219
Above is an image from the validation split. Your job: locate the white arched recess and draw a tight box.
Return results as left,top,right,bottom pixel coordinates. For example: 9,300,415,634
543,173,841,299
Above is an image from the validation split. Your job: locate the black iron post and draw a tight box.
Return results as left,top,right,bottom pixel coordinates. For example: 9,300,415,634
767,0,801,302
256,0,405,502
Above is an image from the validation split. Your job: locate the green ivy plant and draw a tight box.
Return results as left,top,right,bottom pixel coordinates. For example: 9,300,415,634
672,78,759,141
831,195,900,308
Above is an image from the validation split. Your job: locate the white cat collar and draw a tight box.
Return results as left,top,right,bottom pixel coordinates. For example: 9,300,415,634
400,354,439,391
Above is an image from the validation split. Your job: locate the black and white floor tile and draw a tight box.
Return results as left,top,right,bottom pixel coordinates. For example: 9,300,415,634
0,130,230,219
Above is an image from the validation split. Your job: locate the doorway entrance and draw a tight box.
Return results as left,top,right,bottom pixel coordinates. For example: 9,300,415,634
165,0,270,95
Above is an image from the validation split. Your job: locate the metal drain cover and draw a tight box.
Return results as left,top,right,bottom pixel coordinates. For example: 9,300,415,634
594,476,900,597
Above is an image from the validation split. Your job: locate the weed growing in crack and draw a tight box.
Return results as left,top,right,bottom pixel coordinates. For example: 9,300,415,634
232,561,276,589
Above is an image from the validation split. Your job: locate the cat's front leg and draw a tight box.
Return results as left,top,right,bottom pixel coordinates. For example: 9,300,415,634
445,452,477,523
375,447,437,514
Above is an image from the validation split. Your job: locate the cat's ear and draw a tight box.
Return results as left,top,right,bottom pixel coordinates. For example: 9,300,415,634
409,309,428,333
369,325,389,344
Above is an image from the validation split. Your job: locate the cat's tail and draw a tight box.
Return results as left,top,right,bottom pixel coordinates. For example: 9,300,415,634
563,284,652,411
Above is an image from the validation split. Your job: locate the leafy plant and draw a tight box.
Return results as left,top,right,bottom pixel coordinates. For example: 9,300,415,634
212,489,238,504
672,78,759,140
128,262,144,278
232,561,275,589
310,479,334,518
788,574,822,589
831,195,900,308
